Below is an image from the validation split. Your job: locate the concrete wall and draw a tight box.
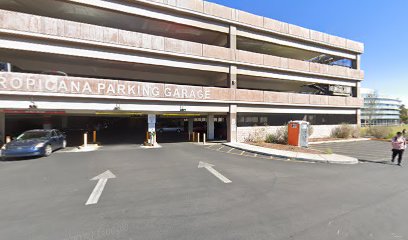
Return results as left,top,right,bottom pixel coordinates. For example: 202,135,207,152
236,124,357,142
0,9,363,81
0,72,364,108
136,0,364,53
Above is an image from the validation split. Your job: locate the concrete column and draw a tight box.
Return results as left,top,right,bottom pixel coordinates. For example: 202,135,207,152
61,116,68,129
356,81,361,127
356,82,361,98
227,105,237,142
0,112,5,143
147,114,156,144
207,114,214,140
229,25,237,61
356,109,362,127
188,117,194,135
356,55,361,70
229,65,237,89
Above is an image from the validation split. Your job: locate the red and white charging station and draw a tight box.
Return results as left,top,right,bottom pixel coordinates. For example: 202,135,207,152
288,121,309,147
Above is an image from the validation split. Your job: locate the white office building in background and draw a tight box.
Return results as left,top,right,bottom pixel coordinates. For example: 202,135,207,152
361,88,402,126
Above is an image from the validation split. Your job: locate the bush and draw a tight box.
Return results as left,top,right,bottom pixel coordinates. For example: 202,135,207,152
331,124,355,139
308,124,314,137
352,126,361,138
367,126,393,139
265,125,288,144
244,127,266,143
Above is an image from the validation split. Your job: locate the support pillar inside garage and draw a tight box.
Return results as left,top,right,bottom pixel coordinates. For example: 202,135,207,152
227,105,237,142
207,114,214,140
0,112,4,143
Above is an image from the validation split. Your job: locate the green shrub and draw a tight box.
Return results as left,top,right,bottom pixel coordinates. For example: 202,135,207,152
331,124,356,139
367,126,393,139
265,125,288,144
325,148,333,154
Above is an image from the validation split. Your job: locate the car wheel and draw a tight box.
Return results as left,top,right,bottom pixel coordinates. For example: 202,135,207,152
176,129,181,133
44,145,52,157
62,140,67,149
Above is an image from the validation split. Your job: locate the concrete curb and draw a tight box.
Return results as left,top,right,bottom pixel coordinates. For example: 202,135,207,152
223,142,358,164
309,138,371,145
59,144,100,153
140,144,162,149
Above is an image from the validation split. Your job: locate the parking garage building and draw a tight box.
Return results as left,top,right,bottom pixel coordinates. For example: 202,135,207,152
0,0,364,144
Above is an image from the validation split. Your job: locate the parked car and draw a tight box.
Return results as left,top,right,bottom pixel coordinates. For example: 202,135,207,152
1,129,66,159
157,126,184,133
0,62,23,72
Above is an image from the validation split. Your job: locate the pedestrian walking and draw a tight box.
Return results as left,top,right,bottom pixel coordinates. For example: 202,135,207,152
391,132,407,166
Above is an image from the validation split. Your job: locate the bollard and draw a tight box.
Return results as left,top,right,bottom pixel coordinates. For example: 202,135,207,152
203,133,206,145
5,136,11,143
146,132,149,143
93,131,97,143
192,132,195,142
83,132,88,147
188,132,191,141
197,133,200,143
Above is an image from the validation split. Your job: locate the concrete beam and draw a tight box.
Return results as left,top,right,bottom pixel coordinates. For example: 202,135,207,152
229,65,237,89
237,29,357,60
66,0,229,33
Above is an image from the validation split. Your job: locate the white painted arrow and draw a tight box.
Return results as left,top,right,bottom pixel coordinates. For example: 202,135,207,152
85,170,116,205
198,161,231,183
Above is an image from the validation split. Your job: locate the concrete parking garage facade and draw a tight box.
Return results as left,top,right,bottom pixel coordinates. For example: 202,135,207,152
0,0,364,143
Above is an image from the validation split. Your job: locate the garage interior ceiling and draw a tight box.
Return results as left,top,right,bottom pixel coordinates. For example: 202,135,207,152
0,49,229,87
0,48,335,93
0,0,228,46
237,36,345,63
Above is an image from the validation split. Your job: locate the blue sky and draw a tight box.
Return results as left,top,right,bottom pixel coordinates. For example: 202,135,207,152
209,0,408,105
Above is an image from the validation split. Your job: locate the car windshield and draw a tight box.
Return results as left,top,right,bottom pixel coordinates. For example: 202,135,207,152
16,131,50,140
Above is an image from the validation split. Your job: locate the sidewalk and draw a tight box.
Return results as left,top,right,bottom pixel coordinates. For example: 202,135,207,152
224,142,358,164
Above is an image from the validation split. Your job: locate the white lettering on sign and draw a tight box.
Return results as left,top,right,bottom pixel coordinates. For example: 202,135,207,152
0,74,213,100
0,77,6,89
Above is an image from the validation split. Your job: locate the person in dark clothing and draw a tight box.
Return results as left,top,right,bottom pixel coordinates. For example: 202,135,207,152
391,132,407,166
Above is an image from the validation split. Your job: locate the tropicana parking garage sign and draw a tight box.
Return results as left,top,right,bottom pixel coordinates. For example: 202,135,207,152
0,73,212,100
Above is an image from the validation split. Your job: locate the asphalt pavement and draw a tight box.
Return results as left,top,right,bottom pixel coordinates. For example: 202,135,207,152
311,140,408,164
1,142,408,240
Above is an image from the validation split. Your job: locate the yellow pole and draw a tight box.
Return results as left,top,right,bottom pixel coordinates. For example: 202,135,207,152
93,131,97,143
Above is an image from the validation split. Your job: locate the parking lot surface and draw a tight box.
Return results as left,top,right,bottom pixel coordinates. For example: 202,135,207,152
1,142,408,240
311,140,408,164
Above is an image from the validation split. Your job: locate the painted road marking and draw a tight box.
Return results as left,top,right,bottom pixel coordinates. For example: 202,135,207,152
240,151,245,155
217,146,224,151
227,148,234,153
198,161,231,184
85,170,116,205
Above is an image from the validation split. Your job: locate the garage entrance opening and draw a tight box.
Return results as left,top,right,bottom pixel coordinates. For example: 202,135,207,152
5,113,148,146
5,112,228,146
156,115,191,143
156,114,227,143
